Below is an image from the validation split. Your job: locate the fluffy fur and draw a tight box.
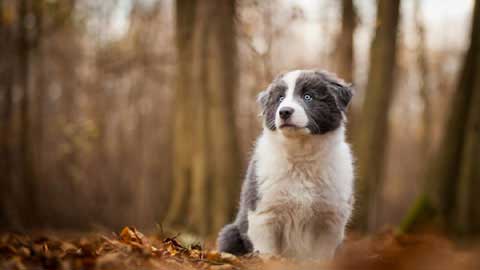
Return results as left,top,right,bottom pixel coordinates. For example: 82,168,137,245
217,69,355,260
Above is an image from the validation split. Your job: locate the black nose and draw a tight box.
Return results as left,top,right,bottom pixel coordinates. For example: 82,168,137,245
279,107,294,120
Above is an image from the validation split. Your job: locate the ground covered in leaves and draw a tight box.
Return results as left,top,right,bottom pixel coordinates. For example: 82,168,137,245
0,227,478,270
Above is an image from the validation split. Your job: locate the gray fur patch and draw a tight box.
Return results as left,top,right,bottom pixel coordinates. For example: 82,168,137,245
313,71,353,111
236,159,259,233
294,71,344,134
217,223,253,255
258,75,287,131
242,159,260,212
217,159,259,255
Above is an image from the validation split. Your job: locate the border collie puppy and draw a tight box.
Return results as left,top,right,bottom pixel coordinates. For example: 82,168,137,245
217,70,354,260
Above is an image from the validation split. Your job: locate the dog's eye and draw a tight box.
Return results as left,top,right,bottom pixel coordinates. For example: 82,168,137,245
304,94,312,101
278,96,285,102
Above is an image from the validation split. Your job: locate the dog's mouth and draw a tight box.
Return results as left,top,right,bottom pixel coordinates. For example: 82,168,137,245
279,123,301,129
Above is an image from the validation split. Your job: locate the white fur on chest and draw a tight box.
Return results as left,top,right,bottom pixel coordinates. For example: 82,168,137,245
247,127,354,259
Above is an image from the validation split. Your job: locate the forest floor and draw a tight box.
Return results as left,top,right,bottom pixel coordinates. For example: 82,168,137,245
0,226,478,270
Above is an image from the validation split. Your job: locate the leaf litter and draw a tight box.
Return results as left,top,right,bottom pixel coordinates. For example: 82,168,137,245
0,227,478,270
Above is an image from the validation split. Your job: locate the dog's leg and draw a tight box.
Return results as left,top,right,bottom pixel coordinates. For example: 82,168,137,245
313,232,341,259
309,224,345,260
247,212,282,255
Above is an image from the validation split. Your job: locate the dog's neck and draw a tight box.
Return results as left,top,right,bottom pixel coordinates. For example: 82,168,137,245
262,125,345,161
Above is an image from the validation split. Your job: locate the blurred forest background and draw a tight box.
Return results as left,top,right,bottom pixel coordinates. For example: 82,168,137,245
0,0,479,241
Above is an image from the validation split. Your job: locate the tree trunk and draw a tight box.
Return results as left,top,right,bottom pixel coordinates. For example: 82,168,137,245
18,0,37,227
397,0,434,234
335,0,358,145
453,1,480,232
0,0,16,227
166,0,240,236
455,61,480,233
33,0,46,191
205,0,241,233
164,0,197,229
427,0,480,231
335,0,356,83
354,0,401,232
400,0,480,234
414,0,431,155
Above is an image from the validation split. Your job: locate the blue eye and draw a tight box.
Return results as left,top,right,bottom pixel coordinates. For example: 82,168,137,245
279,96,285,102
304,94,312,101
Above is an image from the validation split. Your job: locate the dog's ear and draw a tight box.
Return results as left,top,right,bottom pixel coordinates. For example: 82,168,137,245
314,70,354,111
324,75,354,111
334,83,354,111
256,90,269,113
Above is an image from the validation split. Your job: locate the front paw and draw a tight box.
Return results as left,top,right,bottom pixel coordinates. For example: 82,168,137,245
257,251,281,261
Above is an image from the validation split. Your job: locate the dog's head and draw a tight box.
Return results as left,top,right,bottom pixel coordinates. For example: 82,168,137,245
258,70,353,136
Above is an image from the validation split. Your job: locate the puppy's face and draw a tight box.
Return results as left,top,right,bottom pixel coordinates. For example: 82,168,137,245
258,70,353,135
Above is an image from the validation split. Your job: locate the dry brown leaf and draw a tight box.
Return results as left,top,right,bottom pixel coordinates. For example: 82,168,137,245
0,229,478,270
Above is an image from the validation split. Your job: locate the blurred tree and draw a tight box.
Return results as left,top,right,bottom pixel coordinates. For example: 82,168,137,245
0,0,16,227
166,0,241,235
32,0,46,179
335,0,358,143
0,0,81,228
400,0,480,235
334,0,357,83
414,0,431,155
354,0,401,232
18,0,38,226
164,0,197,232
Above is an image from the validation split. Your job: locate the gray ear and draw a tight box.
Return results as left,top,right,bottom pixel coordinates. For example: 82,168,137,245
314,70,354,111
335,83,354,111
256,90,269,113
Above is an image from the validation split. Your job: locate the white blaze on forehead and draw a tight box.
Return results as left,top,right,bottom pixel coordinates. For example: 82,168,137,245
275,70,309,130
282,70,303,100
